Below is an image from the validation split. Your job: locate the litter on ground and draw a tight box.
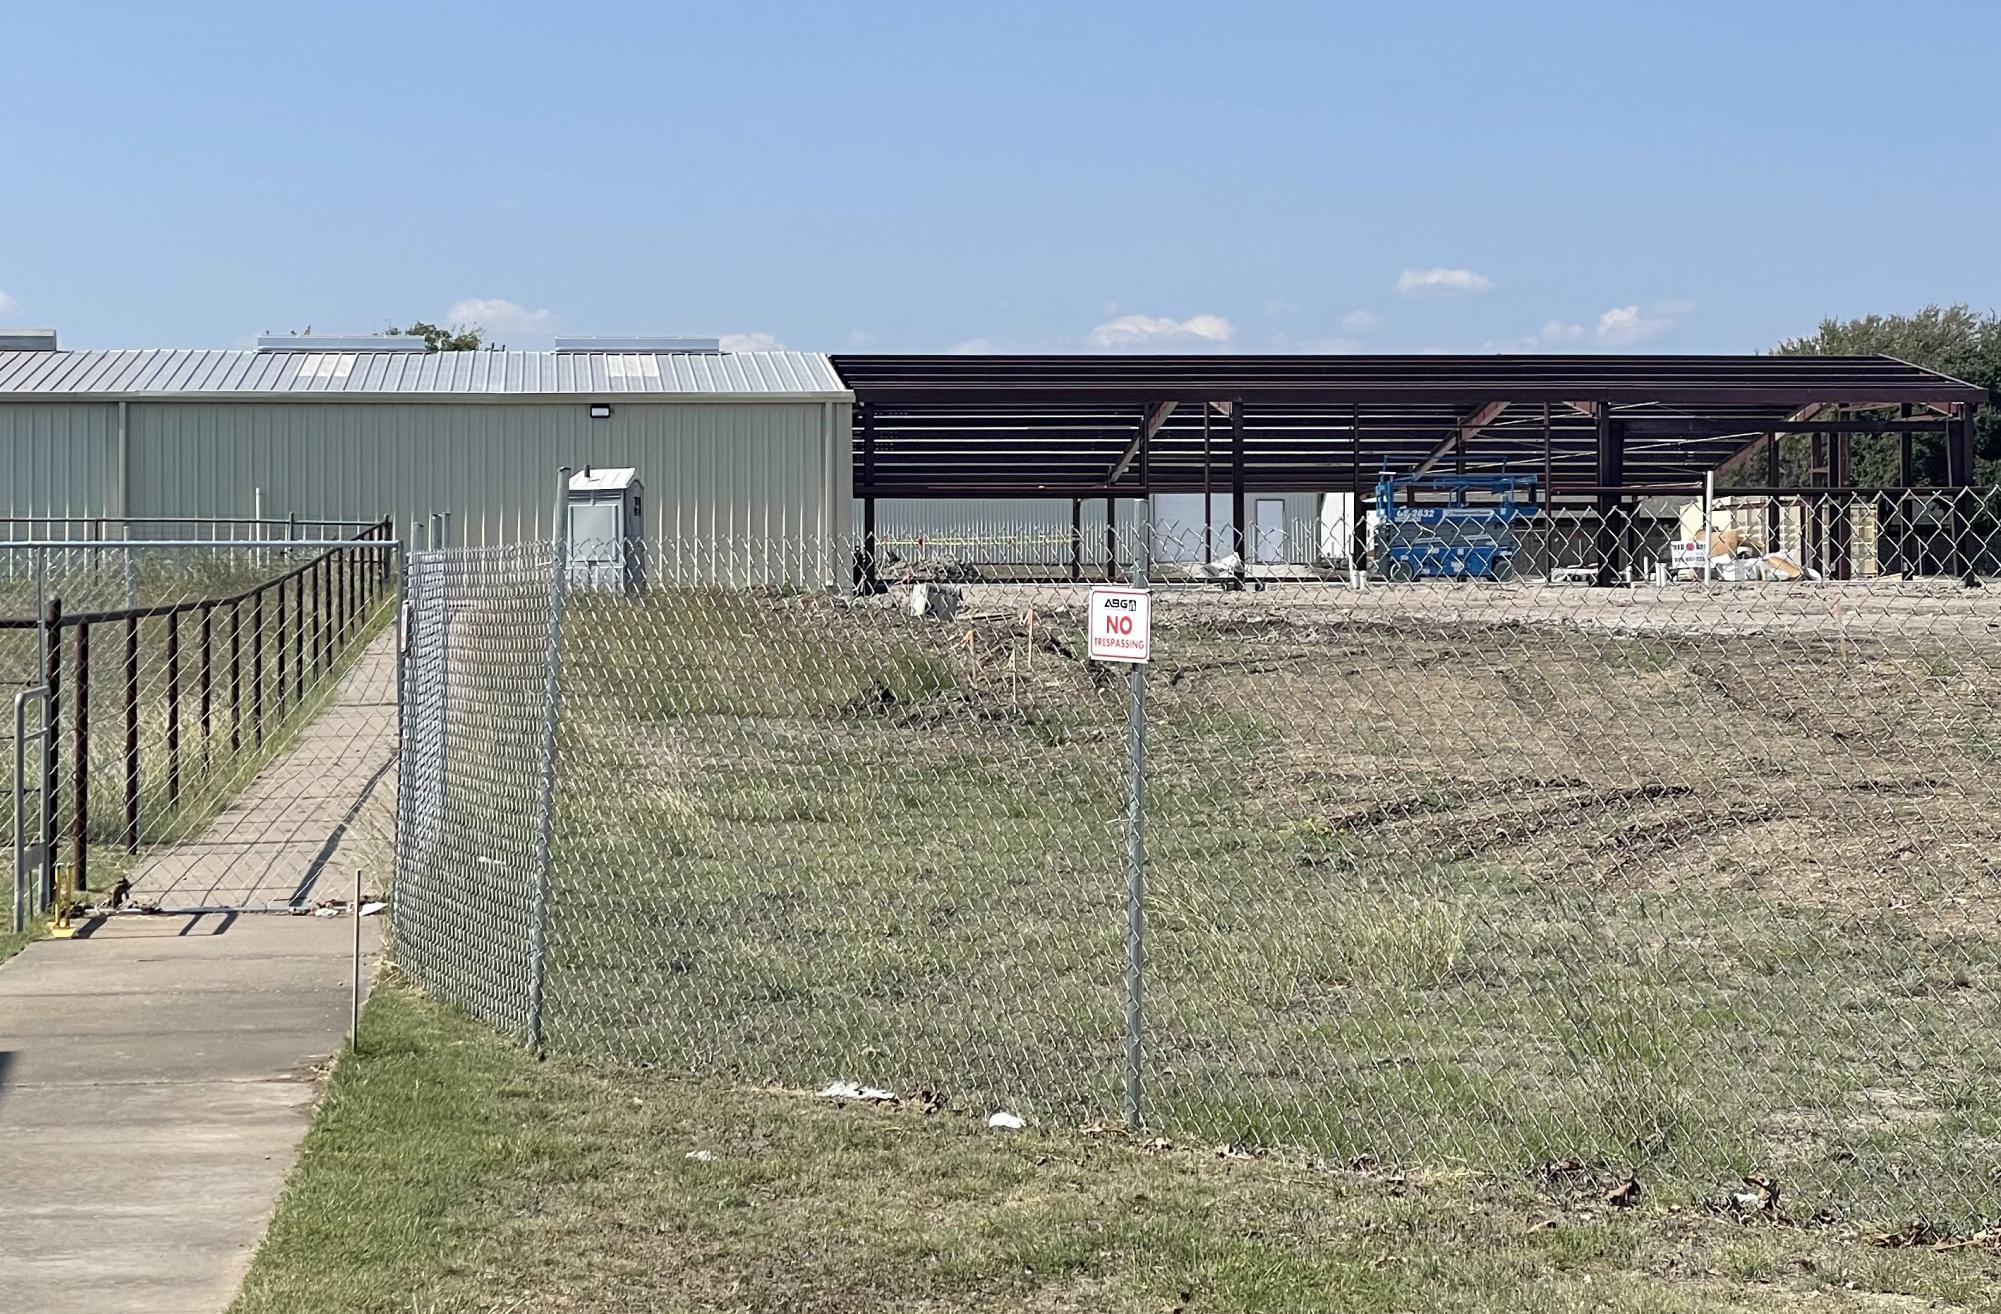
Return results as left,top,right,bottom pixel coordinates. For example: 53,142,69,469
819,1081,898,1103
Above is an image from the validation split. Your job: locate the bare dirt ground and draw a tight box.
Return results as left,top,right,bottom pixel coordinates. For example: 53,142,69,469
954,574,2001,639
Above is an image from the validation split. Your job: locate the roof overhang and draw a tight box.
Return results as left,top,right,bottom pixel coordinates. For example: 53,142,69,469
833,354,1985,498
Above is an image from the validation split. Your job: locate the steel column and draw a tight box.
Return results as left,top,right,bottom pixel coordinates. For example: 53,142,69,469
1951,403,1979,585
1593,404,1623,586
860,404,879,592
1829,412,1853,580
1069,498,1082,582
1230,400,1247,588
1203,407,1214,565
1350,403,1367,572
1104,496,1116,582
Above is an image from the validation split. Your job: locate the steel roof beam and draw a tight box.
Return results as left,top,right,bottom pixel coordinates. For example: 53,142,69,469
1409,400,1509,477
1107,401,1178,483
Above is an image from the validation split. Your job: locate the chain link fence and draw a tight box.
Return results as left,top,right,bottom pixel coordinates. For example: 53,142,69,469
394,543,562,1041
393,493,2001,1228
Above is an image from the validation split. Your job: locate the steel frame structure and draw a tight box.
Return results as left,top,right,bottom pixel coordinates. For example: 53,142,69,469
832,354,1987,584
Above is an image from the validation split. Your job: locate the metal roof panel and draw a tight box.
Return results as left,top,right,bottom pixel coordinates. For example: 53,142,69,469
0,349,848,398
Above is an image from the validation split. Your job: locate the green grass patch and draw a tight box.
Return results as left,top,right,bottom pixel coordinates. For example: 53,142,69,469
0,915,46,965
233,981,2001,1314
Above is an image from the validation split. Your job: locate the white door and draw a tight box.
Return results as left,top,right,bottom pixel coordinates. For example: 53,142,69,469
1254,499,1286,564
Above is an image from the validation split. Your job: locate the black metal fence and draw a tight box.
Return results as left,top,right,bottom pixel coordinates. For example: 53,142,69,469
3,519,395,904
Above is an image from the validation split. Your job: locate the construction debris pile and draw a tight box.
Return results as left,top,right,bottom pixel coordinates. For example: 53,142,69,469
1668,528,1822,584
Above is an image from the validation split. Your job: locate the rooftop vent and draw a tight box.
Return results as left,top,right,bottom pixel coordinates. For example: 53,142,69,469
0,329,58,352
255,335,429,353
553,336,721,353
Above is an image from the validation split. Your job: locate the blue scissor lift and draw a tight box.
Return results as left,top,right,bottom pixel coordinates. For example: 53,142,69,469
1373,472,1541,580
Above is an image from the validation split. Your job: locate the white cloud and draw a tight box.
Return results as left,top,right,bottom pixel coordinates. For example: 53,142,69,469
1481,320,1586,352
1087,312,1235,351
1264,297,1301,316
719,331,784,352
444,297,556,344
1595,300,1692,346
0,290,19,321
1340,309,1382,333
1395,267,1494,296
948,338,998,355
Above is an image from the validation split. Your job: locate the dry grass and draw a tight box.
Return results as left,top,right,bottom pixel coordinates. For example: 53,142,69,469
523,581,2001,1228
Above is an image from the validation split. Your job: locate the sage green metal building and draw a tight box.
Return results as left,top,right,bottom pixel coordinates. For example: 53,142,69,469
0,335,853,553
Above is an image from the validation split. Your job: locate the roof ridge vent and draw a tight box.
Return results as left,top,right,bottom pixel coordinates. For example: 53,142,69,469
553,336,722,353
256,335,429,353
0,329,58,352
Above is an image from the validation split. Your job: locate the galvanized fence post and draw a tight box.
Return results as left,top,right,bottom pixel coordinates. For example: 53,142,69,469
389,541,426,974
1123,500,1150,1130
33,546,48,683
393,539,407,793
526,470,573,1053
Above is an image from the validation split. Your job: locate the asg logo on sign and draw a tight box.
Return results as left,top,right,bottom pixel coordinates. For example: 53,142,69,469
1088,588,1151,664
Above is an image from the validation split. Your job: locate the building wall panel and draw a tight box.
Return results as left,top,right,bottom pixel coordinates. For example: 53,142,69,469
0,402,119,536
0,398,849,583
112,399,837,541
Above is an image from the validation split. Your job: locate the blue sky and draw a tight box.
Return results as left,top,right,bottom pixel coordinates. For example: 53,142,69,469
3,1,1997,355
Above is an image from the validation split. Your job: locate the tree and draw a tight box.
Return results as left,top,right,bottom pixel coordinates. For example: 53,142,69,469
1771,304,2001,486
382,321,493,352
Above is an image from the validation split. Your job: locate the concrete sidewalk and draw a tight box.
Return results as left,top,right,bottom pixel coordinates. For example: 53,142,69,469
0,915,378,1313
0,628,397,1311
127,629,399,908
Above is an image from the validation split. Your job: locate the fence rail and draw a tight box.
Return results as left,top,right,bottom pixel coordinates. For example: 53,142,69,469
394,492,2001,1228
0,514,385,543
